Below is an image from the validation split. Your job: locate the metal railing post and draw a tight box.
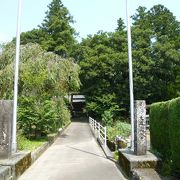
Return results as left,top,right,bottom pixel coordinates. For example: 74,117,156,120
95,121,96,131
104,127,107,147
89,117,107,147
98,123,100,138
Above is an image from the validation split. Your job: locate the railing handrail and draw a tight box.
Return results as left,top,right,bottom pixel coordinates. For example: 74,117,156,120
89,117,107,147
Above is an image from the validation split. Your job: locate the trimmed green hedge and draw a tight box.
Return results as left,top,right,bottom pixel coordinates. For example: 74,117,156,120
150,97,180,174
150,102,171,158
168,98,180,173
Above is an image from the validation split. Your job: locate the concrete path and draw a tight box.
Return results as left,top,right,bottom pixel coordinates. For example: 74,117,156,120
19,120,126,180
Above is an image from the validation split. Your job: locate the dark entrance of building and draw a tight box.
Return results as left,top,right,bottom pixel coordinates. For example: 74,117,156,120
70,94,86,117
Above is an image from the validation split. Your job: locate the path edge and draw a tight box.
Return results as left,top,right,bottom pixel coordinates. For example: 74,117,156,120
0,122,71,180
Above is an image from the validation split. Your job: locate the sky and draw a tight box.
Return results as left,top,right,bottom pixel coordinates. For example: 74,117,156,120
0,0,180,43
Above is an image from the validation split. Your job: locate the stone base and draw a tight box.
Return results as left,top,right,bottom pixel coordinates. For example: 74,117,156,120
0,166,12,180
118,149,160,177
132,168,161,180
0,151,31,179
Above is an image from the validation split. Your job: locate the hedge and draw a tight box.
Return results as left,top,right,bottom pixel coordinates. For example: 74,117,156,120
150,97,180,174
150,101,171,158
168,98,180,173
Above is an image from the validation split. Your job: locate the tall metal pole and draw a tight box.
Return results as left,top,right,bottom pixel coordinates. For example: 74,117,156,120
12,0,22,153
126,0,134,151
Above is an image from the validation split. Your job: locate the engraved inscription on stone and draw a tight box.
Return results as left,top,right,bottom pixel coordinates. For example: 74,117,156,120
134,100,147,155
0,100,13,159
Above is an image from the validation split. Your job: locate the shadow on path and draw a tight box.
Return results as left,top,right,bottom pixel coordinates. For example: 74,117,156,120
66,145,106,159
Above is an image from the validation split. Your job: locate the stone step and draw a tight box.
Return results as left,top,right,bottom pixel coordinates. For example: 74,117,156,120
0,166,12,180
118,149,160,177
132,168,161,180
0,152,31,179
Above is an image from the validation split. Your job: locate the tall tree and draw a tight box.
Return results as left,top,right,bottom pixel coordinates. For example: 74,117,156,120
76,4,180,120
20,0,76,57
131,7,154,102
132,5,180,102
77,29,129,119
147,5,180,101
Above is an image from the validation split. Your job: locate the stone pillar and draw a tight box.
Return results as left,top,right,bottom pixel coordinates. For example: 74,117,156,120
0,100,13,159
134,100,147,155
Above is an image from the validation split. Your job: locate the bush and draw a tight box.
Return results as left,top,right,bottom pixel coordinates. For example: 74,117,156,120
18,97,71,138
150,101,171,159
17,133,47,151
102,110,114,126
107,121,131,142
86,93,122,120
0,43,80,139
150,97,180,175
168,98,180,174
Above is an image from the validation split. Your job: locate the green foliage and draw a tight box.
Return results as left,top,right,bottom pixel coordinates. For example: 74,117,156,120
75,4,180,120
107,121,131,142
77,31,128,119
150,102,171,158
150,97,180,175
168,98,180,174
113,150,119,161
0,43,80,138
18,97,62,138
102,110,113,126
20,0,76,57
57,98,71,127
132,5,180,102
17,133,47,151
86,93,122,120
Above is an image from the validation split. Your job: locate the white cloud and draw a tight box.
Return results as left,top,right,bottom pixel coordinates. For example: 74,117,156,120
0,32,12,44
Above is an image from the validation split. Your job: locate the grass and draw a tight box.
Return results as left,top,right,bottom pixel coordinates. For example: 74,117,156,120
17,134,48,151
113,150,119,161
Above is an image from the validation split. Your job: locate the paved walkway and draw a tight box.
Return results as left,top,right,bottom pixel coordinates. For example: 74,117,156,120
19,120,126,180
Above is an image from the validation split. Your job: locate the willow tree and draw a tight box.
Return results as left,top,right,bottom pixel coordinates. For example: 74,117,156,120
0,42,80,137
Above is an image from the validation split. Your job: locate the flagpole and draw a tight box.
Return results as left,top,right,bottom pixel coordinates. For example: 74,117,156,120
126,0,134,151
12,0,22,153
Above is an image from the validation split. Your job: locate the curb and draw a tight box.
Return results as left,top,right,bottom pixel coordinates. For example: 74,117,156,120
97,138,113,159
89,125,113,159
0,166,12,180
0,122,71,180
0,151,31,180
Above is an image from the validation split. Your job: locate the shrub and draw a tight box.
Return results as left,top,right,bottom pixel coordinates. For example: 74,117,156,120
168,98,180,174
107,121,131,142
0,43,80,138
150,97,180,175
102,110,113,126
150,101,171,159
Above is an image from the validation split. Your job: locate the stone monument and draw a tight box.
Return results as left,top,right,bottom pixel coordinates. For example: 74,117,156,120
118,100,160,178
0,100,13,159
134,100,147,155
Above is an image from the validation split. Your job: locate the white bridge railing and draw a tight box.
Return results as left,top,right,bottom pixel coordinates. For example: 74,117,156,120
146,114,150,129
89,117,107,147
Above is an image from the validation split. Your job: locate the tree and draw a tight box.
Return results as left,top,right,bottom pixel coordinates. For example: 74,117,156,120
76,29,129,120
20,29,46,46
75,4,180,121
132,5,180,102
20,0,76,57
147,5,180,101
0,42,80,137
131,6,154,102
